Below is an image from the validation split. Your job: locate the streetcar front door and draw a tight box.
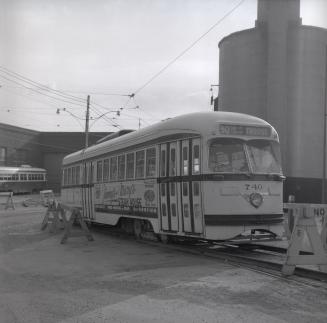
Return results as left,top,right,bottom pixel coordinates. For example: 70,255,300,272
81,162,95,220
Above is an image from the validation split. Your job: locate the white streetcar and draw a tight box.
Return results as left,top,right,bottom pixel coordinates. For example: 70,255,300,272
0,165,47,194
61,111,285,241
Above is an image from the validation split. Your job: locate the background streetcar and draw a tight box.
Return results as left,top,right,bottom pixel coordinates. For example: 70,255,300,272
0,165,47,194
61,111,285,241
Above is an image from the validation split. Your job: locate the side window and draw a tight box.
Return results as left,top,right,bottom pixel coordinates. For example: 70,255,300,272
63,169,67,185
103,159,109,181
146,147,156,177
160,149,166,177
136,150,145,178
110,156,117,181
193,144,200,174
118,155,126,180
169,147,176,176
68,168,72,184
76,166,80,184
126,153,135,179
72,167,76,184
182,146,188,175
97,160,103,182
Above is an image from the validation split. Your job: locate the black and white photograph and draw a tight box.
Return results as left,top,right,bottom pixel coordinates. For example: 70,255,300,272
1,0,327,322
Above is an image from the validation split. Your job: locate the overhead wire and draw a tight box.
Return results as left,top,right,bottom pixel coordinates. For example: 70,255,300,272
0,73,87,108
1,0,245,132
130,0,245,95
0,66,86,103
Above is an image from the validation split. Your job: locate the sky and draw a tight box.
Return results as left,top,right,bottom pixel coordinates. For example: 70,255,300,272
0,0,326,132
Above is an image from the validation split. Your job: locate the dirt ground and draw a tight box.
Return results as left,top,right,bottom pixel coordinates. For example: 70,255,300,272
1,205,327,323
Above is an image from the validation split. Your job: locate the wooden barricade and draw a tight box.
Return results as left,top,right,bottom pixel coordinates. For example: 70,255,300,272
41,201,63,233
282,203,327,275
58,204,94,244
0,192,15,210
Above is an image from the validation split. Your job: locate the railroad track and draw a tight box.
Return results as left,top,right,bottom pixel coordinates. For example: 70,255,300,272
91,224,327,286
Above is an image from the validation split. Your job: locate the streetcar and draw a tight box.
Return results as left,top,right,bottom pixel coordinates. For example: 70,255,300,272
61,111,285,241
0,165,47,194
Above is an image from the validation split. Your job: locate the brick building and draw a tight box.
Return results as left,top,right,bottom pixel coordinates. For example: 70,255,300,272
0,122,110,192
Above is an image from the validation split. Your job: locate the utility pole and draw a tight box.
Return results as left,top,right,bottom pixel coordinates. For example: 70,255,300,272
323,46,327,203
85,95,90,148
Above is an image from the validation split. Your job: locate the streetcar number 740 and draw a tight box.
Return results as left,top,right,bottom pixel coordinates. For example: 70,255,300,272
245,183,263,191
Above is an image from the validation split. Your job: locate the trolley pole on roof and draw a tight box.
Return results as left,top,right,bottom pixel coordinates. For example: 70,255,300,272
85,95,90,149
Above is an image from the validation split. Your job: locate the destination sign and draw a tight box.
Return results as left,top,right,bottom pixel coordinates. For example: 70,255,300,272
218,124,271,137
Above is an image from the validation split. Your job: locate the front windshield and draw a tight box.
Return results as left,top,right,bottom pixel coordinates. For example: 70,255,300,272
247,139,282,174
209,138,249,173
208,138,282,174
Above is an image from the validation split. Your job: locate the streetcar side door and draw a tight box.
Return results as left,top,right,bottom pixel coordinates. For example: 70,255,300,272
159,142,180,232
180,138,203,234
82,161,95,220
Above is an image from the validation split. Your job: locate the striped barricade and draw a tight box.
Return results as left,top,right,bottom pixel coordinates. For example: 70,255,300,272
282,203,327,275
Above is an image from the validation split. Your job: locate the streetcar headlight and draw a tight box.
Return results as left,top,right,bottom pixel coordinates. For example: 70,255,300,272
249,193,263,208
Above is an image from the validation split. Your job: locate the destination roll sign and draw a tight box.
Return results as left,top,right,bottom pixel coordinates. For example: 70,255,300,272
218,124,271,137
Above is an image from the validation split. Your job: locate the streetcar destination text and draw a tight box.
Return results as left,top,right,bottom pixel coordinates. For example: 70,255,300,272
219,124,271,137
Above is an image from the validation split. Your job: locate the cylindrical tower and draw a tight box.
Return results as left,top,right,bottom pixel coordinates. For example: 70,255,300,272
218,0,327,202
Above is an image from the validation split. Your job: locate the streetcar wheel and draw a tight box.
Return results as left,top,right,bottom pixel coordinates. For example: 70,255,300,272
158,234,170,244
133,219,143,239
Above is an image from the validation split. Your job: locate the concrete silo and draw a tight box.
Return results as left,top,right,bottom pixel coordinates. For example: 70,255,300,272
218,0,327,202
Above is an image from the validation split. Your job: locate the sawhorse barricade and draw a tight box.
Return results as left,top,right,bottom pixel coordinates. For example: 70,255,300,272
0,192,15,210
282,203,327,275
59,204,94,244
41,202,94,244
41,200,64,233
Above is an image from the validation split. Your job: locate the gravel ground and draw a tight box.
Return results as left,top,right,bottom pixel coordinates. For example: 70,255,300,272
0,206,327,323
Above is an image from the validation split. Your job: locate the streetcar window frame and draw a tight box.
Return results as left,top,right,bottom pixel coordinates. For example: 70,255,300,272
76,166,80,184
146,147,156,178
110,156,118,181
20,173,28,181
135,150,145,178
126,152,135,179
72,167,76,185
118,154,126,180
169,147,176,176
103,159,109,182
208,138,249,173
193,144,200,174
182,146,188,175
160,149,166,177
97,160,103,182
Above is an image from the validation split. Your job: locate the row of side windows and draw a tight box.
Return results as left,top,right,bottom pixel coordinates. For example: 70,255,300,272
96,147,156,183
62,142,201,186
62,166,80,186
0,173,45,181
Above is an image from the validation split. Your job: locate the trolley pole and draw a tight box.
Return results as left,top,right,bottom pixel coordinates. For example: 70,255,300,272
85,95,90,149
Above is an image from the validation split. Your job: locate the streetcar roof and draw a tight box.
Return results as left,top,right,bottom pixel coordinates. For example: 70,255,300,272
63,111,276,165
0,166,46,173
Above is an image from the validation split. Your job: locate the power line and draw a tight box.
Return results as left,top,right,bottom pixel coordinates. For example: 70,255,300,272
132,0,245,96
0,73,86,108
62,90,132,97
0,66,86,104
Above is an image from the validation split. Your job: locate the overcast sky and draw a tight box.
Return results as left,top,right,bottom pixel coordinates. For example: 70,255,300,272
0,0,326,132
